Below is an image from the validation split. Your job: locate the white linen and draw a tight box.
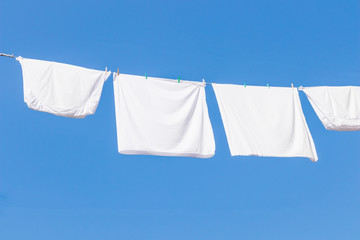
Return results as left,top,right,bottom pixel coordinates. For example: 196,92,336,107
299,86,360,131
212,84,318,161
113,73,215,158
17,57,111,118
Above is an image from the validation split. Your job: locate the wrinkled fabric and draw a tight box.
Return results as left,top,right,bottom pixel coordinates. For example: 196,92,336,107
300,86,360,131
113,73,215,158
212,84,318,161
17,57,111,118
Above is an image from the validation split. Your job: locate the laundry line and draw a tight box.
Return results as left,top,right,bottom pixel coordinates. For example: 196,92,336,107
0,53,16,58
3,53,360,160
0,52,297,88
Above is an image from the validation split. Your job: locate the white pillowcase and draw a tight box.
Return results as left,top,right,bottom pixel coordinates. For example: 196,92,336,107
113,73,215,158
300,86,360,131
17,57,111,118
212,84,318,161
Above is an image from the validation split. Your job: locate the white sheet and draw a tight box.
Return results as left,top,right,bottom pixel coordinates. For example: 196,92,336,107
17,57,111,118
299,86,360,131
212,84,318,161
113,73,215,158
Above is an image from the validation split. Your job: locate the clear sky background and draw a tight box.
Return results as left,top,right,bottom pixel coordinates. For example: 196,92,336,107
0,0,360,239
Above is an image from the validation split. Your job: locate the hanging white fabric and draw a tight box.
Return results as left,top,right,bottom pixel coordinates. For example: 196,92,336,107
212,84,318,161
113,73,215,158
299,86,360,131
17,57,111,118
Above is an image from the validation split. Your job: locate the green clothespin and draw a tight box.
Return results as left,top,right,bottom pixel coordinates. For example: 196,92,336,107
178,76,181,83
267,83,269,88
145,73,147,79
244,83,246,88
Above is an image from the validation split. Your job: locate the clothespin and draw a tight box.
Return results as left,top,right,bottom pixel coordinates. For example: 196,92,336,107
267,83,269,88
291,83,294,88
117,68,119,76
178,76,181,83
244,83,246,88
105,67,107,73
145,73,147,79
202,78,205,84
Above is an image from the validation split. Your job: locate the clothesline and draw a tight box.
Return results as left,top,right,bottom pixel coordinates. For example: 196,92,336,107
0,53,16,58
0,52,296,88
2,53,360,160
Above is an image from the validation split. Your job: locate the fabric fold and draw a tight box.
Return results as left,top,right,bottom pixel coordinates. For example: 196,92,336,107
212,84,318,161
17,57,111,118
113,73,215,158
299,86,360,131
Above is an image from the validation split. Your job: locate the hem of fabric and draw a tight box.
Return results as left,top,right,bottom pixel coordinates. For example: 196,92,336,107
117,73,206,87
320,117,360,131
17,56,113,73
24,91,101,118
118,149,215,159
229,153,318,162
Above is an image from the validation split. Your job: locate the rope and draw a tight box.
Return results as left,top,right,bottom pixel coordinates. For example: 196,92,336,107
0,53,16,58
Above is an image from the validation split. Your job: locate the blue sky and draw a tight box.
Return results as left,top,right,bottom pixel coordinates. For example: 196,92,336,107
0,0,360,239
